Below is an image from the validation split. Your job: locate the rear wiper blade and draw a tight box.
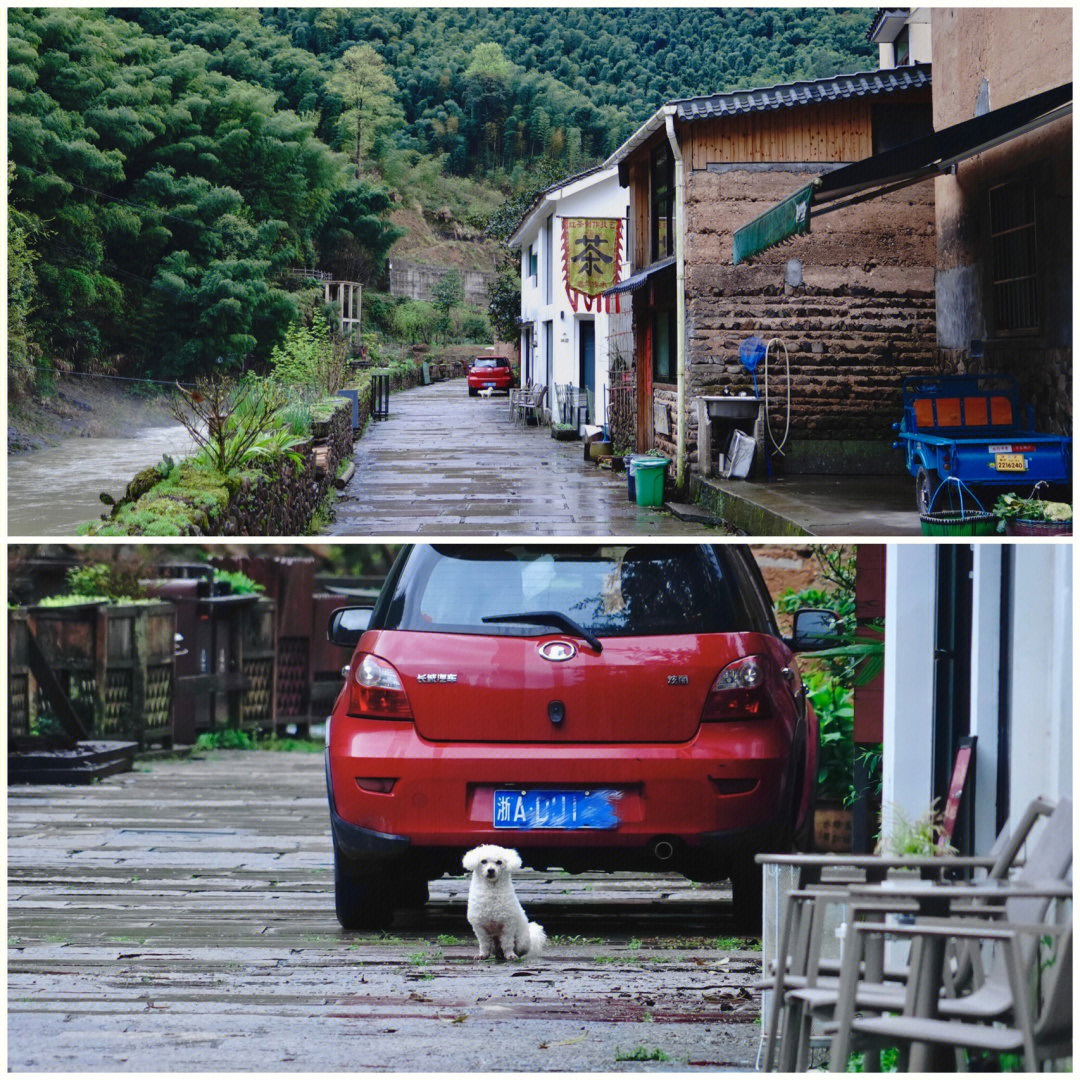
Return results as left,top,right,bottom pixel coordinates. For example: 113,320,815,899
482,611,603,653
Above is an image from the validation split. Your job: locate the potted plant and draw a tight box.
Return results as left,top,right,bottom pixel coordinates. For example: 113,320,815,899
992,492,1072,536
805,671,855,851
550,422,578,441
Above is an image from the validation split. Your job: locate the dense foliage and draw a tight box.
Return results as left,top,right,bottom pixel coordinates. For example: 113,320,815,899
263,7,874,184
8,7,875,387
7,8,400,385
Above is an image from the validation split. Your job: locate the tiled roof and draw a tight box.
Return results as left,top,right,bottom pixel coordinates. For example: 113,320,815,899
867,8,909,41
671,63,930,121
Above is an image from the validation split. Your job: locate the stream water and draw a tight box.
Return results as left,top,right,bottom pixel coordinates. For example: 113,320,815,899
8,423,197,536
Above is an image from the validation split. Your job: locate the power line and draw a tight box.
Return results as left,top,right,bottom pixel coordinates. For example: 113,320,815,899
60,370,196,388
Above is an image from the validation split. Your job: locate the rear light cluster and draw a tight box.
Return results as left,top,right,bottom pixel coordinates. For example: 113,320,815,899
701,655,774,721
347,653,413,720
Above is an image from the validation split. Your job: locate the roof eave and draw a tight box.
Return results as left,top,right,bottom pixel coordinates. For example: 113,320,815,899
602,105,677,172
506,165,622,248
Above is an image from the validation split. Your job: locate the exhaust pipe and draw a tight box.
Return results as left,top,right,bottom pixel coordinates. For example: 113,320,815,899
652,839,675,863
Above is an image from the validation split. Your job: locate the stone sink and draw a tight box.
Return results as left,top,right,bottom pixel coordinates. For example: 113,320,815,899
702,395,761,421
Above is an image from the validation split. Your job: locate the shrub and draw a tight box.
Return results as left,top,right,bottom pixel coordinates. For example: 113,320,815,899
268,311,349,394
171,376,287,475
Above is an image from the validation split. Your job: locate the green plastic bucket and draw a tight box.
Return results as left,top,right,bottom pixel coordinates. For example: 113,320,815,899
919,511,997,537
634,459,668,508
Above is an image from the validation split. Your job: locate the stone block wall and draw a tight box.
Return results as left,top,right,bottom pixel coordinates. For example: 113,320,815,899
658,168,938,469
388,259,495,307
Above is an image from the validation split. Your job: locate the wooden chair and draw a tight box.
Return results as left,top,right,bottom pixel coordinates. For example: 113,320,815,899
761,795,1063,1071
847,918,1071,1071
822,797,1072,1071
520,384,547,427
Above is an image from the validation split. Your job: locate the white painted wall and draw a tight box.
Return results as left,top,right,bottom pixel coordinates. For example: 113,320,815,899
883,544,937,817
514,168,629,428
883,543,1072,847
1005,545,1073,827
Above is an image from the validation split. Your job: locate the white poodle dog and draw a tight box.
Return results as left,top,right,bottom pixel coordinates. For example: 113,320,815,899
462,844,546,961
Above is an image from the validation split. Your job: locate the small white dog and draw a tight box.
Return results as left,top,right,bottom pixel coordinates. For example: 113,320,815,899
463,844,546,961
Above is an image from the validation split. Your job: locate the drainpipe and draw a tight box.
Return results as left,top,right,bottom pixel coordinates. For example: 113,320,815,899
664,108,687,493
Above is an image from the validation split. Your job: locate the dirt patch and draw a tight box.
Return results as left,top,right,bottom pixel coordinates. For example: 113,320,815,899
8,375,177,456
388,206,500,274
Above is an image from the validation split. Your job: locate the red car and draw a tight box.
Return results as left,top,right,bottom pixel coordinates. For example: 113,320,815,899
466,356,513,395
325,544,839,930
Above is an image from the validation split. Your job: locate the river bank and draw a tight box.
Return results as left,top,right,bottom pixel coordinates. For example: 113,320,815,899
8,375,178,456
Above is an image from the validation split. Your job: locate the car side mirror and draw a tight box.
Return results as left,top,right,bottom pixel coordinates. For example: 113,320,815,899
788,608,844,652
327,606,372,649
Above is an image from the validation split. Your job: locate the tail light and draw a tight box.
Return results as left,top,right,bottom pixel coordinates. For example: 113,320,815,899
701,655,774,721
347,653,413,720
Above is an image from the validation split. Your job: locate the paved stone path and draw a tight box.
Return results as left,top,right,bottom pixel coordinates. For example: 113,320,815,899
9,752,762,1072
330,379,716,535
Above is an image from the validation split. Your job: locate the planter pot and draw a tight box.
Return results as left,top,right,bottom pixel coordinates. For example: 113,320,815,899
920,510,996,537
813,802,853,852
551,426,578,441
589,440,613,461
1005,518,1072,536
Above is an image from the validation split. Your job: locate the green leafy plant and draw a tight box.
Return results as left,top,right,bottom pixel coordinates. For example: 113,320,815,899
171,376,287,475
212,568,264,596
876,800,955,857
248,427,309,468
194,728,258,751
615,1047,669,1062
991,492,1072,533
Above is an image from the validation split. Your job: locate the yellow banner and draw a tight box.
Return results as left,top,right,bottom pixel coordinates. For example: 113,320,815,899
562,217,623,312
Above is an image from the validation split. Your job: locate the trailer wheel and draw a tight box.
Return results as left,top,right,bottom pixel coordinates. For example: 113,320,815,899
915,466,941,515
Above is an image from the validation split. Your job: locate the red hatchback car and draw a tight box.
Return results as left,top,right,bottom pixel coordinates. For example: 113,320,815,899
466,356,513,395
325,544,840,930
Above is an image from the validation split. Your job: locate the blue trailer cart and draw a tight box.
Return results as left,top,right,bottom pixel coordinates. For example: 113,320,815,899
894,374,1072,513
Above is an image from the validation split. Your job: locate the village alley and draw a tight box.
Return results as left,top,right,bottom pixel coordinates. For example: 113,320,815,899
329,379,715,536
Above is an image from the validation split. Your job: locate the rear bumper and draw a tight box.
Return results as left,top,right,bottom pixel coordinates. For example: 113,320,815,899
326,719,793,866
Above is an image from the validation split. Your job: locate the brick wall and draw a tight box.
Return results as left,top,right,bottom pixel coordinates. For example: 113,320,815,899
657,168,938,465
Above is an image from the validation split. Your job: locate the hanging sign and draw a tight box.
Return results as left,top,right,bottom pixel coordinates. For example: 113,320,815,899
562,217,624,313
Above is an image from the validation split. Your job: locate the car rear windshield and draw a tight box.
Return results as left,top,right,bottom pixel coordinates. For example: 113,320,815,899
373,545,766,638
473,358,499,368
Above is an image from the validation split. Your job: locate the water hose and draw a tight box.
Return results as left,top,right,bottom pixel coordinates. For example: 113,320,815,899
764,337,791,456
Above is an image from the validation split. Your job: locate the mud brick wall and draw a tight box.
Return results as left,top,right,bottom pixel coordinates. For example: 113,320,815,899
659,168,938,465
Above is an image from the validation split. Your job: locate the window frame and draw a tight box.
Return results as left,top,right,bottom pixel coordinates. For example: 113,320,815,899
650,144,674,263
651,306,677,385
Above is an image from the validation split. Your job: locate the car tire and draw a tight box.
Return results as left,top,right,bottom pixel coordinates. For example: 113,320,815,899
334,843,432,930
468,387,478,397
334,842,394,930
915,465,942,515
729,854,764,934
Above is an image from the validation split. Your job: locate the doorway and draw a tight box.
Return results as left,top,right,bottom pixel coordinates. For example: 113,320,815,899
578,320,595,423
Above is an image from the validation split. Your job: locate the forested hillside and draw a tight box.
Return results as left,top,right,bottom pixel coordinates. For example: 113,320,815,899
8,7,875,389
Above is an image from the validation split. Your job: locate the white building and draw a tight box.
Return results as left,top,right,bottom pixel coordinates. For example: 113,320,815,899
508,165,629,428
883,543,1071,849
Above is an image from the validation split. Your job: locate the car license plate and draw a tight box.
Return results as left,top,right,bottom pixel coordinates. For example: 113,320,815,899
484,382,496,388
493,789,620,830
994,453,1027,472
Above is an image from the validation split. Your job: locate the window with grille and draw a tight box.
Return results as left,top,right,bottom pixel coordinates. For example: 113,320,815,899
989,179,1039,335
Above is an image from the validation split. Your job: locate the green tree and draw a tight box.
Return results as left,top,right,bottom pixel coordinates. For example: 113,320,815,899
431,269,464,343
328,44,398,178
486,266,520,344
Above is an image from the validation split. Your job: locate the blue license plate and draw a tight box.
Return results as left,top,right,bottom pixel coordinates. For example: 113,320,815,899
493,788,620,830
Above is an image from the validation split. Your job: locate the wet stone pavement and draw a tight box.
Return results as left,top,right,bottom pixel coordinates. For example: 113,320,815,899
329,378,718,535
8,753,763,1071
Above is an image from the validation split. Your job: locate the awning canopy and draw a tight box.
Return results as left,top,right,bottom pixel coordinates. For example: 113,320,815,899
733,82,1072,263
602,255,675,297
